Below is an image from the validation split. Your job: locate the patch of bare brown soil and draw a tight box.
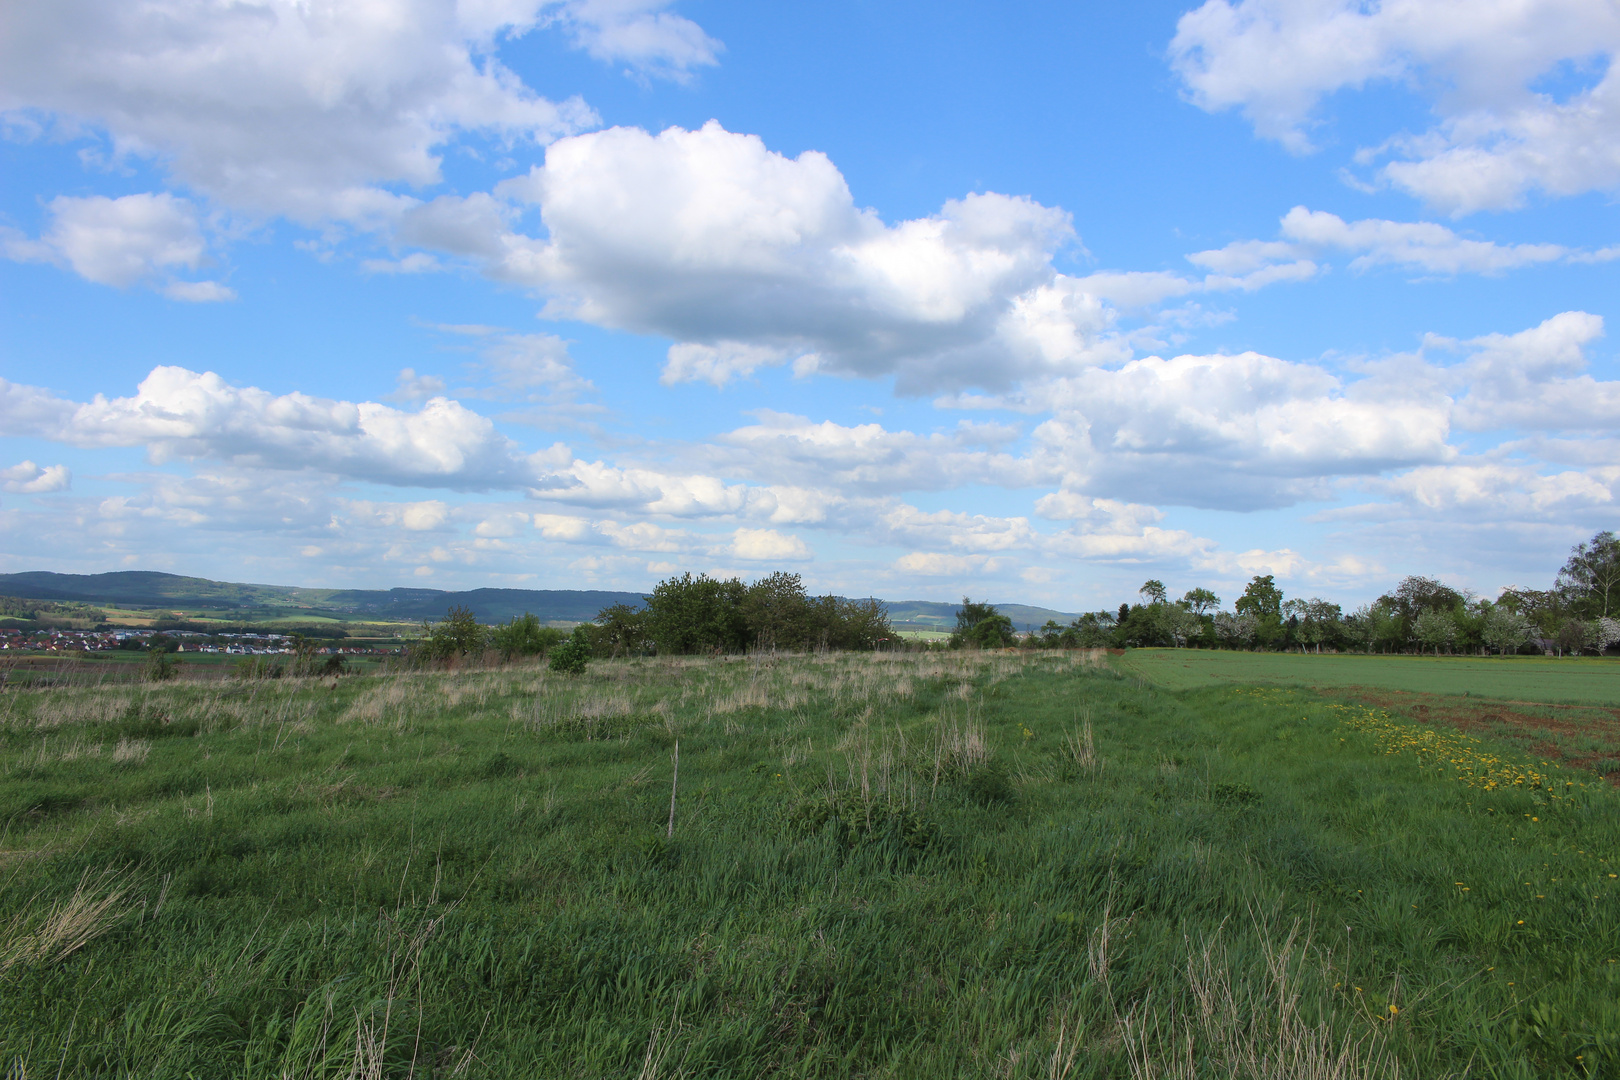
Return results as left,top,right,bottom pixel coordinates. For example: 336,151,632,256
1326,686,1620,786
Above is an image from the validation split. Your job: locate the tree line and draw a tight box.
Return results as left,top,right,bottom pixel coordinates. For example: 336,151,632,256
412,530,1620,665
412,570,893,668
975,530,1620,657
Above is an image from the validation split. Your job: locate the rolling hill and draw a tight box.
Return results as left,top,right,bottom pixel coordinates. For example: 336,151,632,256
0,571,1081,632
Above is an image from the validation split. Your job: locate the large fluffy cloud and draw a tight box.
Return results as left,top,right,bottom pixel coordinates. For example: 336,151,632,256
428,121,1117,391
1170,0,1620,212
0,0,634,224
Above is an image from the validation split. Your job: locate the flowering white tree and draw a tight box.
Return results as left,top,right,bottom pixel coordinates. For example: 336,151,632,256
1597,617,1620,653
1413,609,1458,655
1481,606,1532,656
1213,611,1257,649
1159,604,1204,647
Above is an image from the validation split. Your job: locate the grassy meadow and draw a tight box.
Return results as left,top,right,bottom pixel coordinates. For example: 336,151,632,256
1116,649,1620,706
1,650,1617,1078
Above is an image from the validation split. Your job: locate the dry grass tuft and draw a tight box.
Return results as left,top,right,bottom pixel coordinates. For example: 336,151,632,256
112,737,150,764
0,866,136,975
1121,915,1391,1080
1062,712,1099,775
931,706,990,783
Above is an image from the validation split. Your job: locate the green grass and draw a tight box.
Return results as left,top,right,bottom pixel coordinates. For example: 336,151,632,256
1116,648,1620,705
2,651,394,683
1,651,1617,1077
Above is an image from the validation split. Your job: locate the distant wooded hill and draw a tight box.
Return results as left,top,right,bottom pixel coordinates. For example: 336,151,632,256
0,571,643,625
0,571,1079,632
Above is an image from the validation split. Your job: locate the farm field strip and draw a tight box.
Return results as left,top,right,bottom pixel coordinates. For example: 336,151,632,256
1116,648,1620,705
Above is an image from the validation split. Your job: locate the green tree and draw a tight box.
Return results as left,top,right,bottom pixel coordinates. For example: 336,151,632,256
1370,600,1408,653
415,604,490,665
1558,530,1620,618
492,613,564,660
1234,575,1285,649
1288,598,1342,653
1065,612,1114,648
645,573,749,655
802,594,892,650
1234,576,1283,621
1139,580,1167,604
741,572,809,651
826,596,892,650
965,614,1016,649
951,598,1014,649
1180,587,1220,614
548,627,592,674
1554,617,1594,657
954,598,1000,637
593,603,647,658
1380,576,1463,622
1114,604,1169,648
1497,587,1564,644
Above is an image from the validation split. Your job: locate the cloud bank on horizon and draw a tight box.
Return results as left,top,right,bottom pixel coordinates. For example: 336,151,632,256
2,0,1617,607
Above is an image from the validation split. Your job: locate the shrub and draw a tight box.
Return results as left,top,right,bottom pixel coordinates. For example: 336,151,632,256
547,634,591,675
144,650,178,682
413,605,490,666
233,656,283,680
492,613,564,660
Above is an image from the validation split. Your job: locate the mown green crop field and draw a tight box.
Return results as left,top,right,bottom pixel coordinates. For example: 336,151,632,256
1,652,1617,1077
1116,648,1620,705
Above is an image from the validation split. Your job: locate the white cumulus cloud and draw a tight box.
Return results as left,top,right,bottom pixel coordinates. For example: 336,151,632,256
0,461,71,494
0,366,541,490
0,0,606,224
3,193,233,299
1029,350,1454,509
1188,206,1584,279
729,527,811,562
1170,0,1620,212
1447,311,1620,431
542,0,722,79
447,121,1104,392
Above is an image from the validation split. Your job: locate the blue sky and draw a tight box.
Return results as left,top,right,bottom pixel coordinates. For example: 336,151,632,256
3,0,1619,611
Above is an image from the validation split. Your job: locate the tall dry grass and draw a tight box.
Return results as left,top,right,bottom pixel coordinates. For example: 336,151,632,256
0,866,135,975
